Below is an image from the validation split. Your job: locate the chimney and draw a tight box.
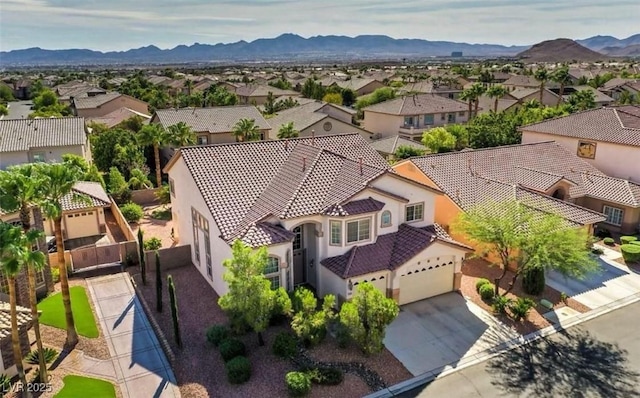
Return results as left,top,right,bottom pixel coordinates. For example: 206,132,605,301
311,129,315,146
359,157,363,175
302,157,306,172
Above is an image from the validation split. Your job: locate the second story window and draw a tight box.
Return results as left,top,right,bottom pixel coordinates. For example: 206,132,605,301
424,114,434,125
330,220,342,245
403,116,415,127
346,218,371,244
265,257,280,289
197,135,208,145
381,211,392,227
405,203,424,222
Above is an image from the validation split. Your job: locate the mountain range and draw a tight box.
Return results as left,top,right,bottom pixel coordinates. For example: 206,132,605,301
1,33,639,67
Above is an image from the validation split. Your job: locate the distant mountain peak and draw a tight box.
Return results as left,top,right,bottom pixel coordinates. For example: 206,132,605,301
517,38,605,62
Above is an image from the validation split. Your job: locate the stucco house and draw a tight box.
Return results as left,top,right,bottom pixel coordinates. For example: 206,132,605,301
362,94,471,141
235,84,300,105
520,106,640,183
164,133,471,305
370,135,429,160
0,118,91,169
72,93,150,118
393,142,640,246
318,77,386,96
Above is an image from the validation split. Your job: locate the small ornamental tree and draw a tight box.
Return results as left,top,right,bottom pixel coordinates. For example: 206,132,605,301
218,240,292,346
155,251,162,312
339,282,399,355
138,228,146,285
421,127,457,154
291,287,336,346
168,274,182,348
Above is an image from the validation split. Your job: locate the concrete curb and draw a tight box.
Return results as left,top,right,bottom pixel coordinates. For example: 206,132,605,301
367,291,640,397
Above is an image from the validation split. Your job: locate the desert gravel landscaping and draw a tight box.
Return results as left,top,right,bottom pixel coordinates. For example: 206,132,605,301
130,263,412,397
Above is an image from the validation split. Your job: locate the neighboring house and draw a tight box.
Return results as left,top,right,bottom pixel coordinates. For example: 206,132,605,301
72,93,150,118
363,94,471,141
550,86,614,106
397,81,463,100
370,135,429,160
509,87,561,107
520,106,640,183
0,117,90,169
267,101,372,140
599,78,640,101
476,94,520,114
55,82,107,104
12,79,32,100
318,77,386,96
86,107,151,129
235,84,300,105
394,141,638,245
0,303,32,377
164,133,471,305
502,75,541,90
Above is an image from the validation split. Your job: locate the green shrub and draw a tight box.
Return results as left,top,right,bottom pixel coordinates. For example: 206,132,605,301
0,373,10,393
151,208,172,220
620,236,639,245
492,295,512,315
591,247,604,255
120,202,144,223
509,297,536,321
620,244,640,263
285,371,311,397
522,266,545,296
51,267,60,283
272,332,298,359
335,323,351,349
226,356,251,384
219,338,246,362
25,347,58,364
595,228,612,238
308,367,344,386
144,237,162,251
475,278,491,293
479,283,494,300
603,237,615,245
205,324,229,347
631,241,640,247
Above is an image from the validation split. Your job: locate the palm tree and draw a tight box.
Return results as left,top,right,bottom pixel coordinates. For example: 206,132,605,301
0,165,50,381
551,66,571,106
128,168,153,190
232,118,261,142
183,79,194,96
459,89,475,120
138,124,170,188
0,222,36,391
470,83,486,117
167,122,196,147
37,163,87,347
534,66,550,104
568,90,596,112
277,122,299,139
486,85,508,113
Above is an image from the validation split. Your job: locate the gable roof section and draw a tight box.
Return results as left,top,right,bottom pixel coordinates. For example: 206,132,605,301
87,107,151,128
61,181,111,211
73,92,122,109
267,102,329,132
235,84,299,97
154,106,270,134
321,223,471,278
363,94,469,115
370,135,428,155
570,174,640,207
323,197,385,217
0,117,86,152
520,106,640,147
175,134,390,246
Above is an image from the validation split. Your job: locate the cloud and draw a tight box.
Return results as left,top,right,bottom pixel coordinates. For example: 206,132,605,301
0,0,638,51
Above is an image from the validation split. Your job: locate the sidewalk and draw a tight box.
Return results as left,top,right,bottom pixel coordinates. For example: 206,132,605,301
86,273,180,398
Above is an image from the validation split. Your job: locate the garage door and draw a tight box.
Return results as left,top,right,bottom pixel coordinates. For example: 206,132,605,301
353,275,387,296
399,261,454,305
65,211,99,239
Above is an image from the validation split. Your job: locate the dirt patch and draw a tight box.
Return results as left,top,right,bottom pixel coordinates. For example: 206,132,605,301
131,205,175,249
461,258,591,335
130,264,411,398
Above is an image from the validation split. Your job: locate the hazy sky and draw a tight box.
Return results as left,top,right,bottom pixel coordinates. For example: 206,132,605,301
1,0,638,51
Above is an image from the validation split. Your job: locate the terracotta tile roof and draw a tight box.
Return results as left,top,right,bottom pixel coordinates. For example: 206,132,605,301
570,174,640,207
176,134,389,246
267,102,328,132
73,92,122,109
0,302,32,340
0,117,87,152
61,181,111,211
503,75,540,88
520,106,640,147
154,106,270,134
323,197,385,217
321,223,471,278
370,135,428,155
515,186,606,226
235,84,299,97
363,94,469,115
237,222,295,248
87,107,151,128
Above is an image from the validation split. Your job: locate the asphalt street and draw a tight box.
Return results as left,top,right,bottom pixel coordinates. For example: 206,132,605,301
400,300,640,398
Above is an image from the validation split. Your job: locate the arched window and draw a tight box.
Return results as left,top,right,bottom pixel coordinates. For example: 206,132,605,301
381,210,392,227
265,256,281,290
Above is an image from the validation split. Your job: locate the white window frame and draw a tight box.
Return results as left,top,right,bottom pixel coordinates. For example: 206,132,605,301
381,210,392,228
32,152,46,163
405,203,424,223
197,135,208,145
602,205,623,226
346,217,371,244
265,256,280,290
329,220,342,246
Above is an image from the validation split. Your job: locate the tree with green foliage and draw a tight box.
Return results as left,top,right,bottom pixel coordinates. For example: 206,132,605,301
485,85,509,113
618,90,637,105
355,87,396,110
90,127,146,178
29,88,71,118
588,73,615,89
137,124,170,188
155,251,162,312
0,85,14,102
62,154,105,188
128,168,153,190
341,88,357,107
264,92,277,115
394,145,425,160
277,122,299,139
138,229,146,285
301,78,326,100
291,287,336,347
204,85,238,107
422,127,457,153
0,104,7,116
119,115,145,133
534,66,550,104
168,274,182,347
452,199,598,296
269,77,292,90
218,240,292,346
551,65,571,106
232,118,261,142
107,167,130,203
568,89,597,112
445,124,469,150
322,92,343,105
339,282,399,355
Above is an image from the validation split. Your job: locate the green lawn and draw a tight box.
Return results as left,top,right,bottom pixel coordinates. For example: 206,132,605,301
38,286,99,338
55,375,115,398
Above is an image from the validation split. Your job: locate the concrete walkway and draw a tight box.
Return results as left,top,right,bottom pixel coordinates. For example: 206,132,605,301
87,273,180,398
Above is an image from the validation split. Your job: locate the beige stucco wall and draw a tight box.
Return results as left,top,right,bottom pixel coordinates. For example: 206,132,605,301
76,96,149,118
363,110,470,138
518,90,560,107
297,118,373,141
0,145,88,170
521,131,640,182
318,104,353,124
195,129,271,144
574,197,640,234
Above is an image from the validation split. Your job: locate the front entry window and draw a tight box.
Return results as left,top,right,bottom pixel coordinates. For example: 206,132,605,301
293,226,302,250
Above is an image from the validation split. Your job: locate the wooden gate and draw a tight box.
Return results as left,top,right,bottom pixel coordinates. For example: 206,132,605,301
71,243,121,271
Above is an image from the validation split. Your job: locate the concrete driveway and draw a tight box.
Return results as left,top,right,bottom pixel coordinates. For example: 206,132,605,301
384,293,518,376
546,249,640,309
